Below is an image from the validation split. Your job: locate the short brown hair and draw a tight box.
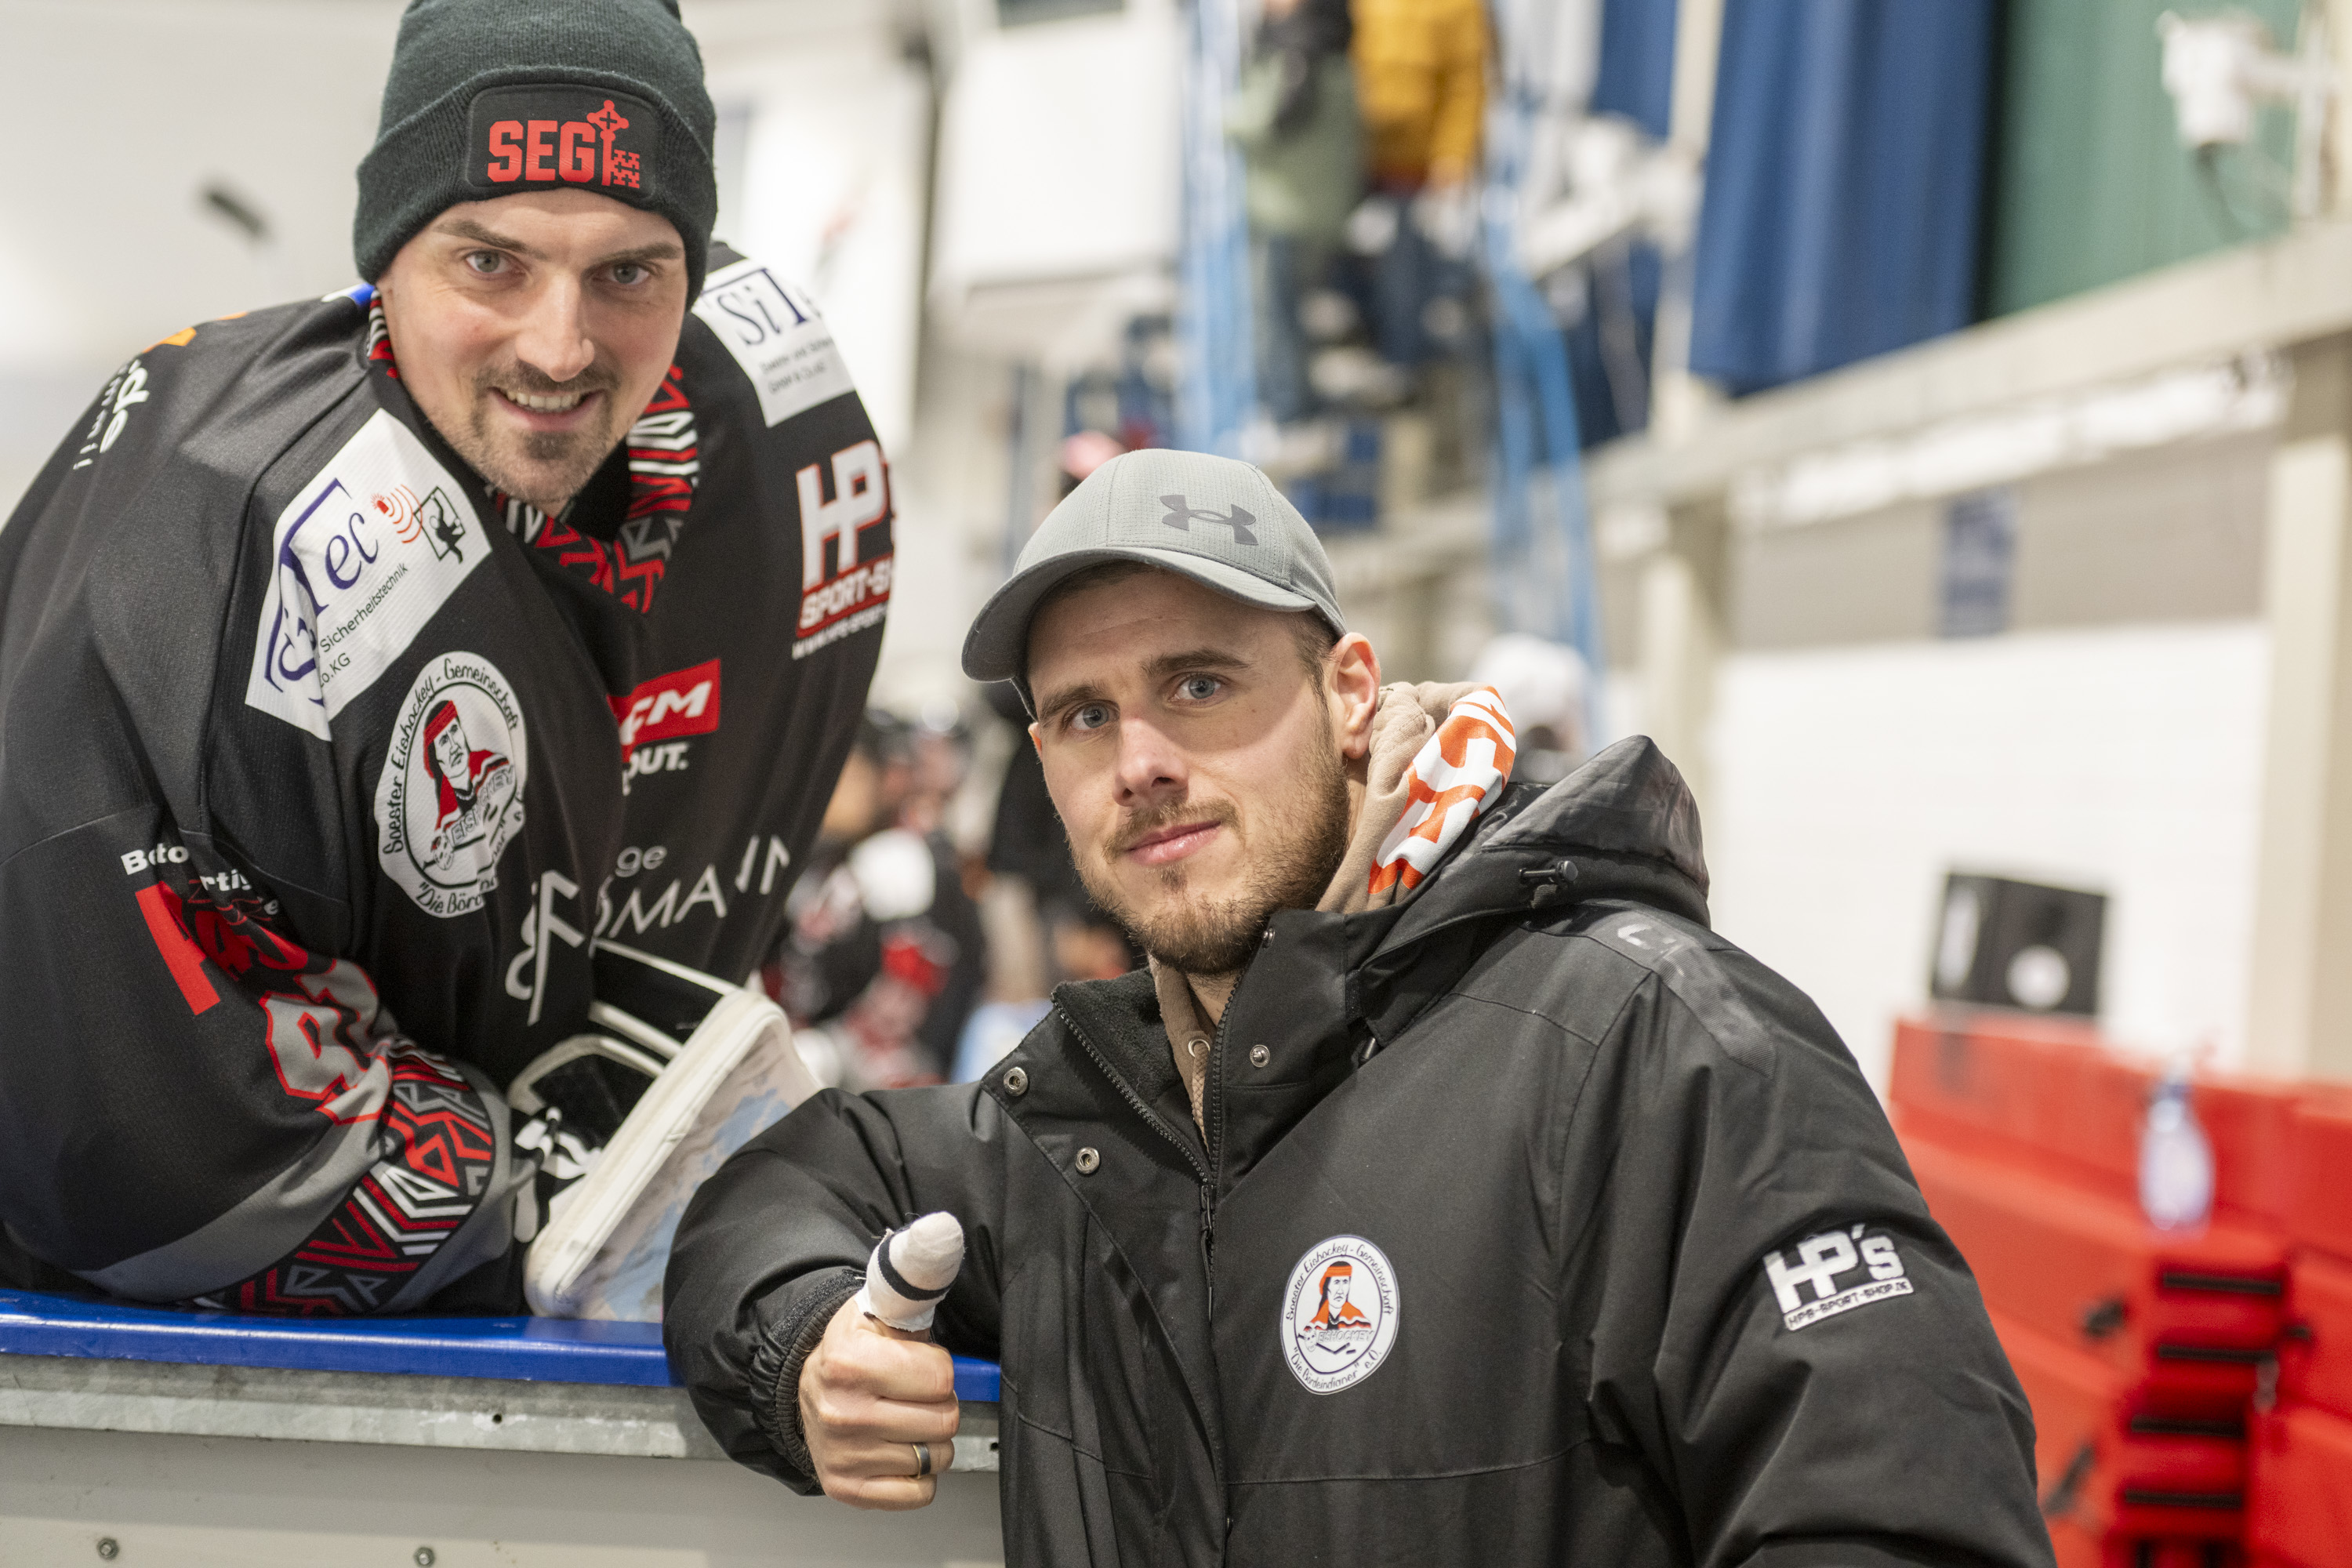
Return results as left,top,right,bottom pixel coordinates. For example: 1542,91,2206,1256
1025,561,1338,689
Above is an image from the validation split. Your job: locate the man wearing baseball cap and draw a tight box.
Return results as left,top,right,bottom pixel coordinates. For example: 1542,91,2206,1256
670,448,2055,1563
0,0,888,1318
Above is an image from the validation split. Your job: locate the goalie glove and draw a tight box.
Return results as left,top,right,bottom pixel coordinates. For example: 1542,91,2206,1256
518,938,819,1321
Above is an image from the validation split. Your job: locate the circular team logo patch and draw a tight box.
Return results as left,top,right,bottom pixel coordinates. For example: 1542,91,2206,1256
1280,1235,1399,1395
375,652,528,918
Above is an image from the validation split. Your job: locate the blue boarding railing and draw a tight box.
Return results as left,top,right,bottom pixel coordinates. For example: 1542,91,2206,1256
0,1288,1002,1403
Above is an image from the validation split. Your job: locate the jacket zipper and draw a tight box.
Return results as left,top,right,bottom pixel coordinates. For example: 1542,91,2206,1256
1050,1001,1217,1305
1202,1007,1230,1315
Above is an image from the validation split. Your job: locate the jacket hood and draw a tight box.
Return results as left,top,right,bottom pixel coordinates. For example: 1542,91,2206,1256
1369,735,1710,961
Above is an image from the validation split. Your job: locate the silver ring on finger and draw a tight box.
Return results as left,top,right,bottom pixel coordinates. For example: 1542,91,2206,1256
911,1441,932,1478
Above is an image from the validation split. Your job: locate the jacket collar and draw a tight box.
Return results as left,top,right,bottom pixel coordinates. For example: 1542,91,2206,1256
1015,737,1711,1192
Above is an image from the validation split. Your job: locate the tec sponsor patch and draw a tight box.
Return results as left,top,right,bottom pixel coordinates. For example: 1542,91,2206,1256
1763,1224,1914,1331
692,257,857,430
374,652,528,918
245,411,488,739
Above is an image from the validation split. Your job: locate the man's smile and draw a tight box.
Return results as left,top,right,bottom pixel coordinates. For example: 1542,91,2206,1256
489,385,604,430
1122,819,1224,867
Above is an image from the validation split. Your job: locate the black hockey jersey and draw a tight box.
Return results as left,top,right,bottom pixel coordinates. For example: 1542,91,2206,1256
0,245,891,1313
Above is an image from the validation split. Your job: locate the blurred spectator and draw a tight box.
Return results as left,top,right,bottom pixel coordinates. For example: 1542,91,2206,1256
1227,0,1361,426
1349,0,1487,368
1059,429,1127,497
765,712,986,1090
1467,633,1592,786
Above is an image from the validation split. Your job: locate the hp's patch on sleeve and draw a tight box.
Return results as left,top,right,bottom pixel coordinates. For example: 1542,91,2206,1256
1762,1224,1913,1331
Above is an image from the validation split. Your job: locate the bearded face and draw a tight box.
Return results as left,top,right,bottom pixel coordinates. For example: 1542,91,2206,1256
376,191,688,515
1027,569,1371,981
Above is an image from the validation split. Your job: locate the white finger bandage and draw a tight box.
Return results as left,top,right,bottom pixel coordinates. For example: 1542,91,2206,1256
856,1211,965,1332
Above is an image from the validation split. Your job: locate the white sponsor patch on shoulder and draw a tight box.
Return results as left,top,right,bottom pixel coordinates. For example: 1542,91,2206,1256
245,410,488,738
374,652,528,918
1763,1225,1914,1331
692,257,856,428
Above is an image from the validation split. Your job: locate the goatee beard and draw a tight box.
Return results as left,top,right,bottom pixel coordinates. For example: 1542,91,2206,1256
452,365,625,514
1076,720,1352,978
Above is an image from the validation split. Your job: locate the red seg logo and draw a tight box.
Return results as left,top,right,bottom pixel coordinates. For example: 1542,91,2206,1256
467,86,659,198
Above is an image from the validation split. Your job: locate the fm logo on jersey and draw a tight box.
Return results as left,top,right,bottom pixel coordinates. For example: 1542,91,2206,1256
466,86,658,196
245,412,488,739
376,653,528,918
1280,1235,1400,1395
1764,1225,1913,1330
610,659,720,791
796,440,894,659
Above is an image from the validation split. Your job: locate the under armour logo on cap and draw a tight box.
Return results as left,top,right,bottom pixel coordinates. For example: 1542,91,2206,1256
1160,495,1258,546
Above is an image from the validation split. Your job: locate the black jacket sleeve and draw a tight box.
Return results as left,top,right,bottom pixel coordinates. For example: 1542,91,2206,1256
1571,920,2053,1568
663,1081,1010,1488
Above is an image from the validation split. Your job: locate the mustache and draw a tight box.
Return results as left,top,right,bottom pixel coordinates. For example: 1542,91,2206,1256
1106,799,1236,858
472,361,621,398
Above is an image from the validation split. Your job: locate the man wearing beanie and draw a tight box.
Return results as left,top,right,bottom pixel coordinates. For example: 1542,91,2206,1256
666,454,2053,1559
0,0,893,1318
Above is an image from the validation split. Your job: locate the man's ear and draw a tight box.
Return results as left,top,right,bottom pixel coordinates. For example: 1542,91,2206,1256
1028,721,1042,756
1327,633,1381,761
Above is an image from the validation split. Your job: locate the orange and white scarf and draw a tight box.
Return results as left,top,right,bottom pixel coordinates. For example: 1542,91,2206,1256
1156,681,1519,1130
1320,682,1517,915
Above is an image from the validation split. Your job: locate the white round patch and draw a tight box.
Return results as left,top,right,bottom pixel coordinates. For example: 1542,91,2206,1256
375,652,528,918
1279,1234,1400,1395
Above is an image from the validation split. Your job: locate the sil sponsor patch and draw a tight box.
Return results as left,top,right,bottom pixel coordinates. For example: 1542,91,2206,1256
692,256,857,430
245,411,486,739
374,652,528,918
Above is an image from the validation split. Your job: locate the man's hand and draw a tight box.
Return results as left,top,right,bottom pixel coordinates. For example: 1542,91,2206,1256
799,1293,960,1509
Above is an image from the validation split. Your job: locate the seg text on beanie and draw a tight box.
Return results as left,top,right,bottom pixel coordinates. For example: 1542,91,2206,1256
354,0,720,301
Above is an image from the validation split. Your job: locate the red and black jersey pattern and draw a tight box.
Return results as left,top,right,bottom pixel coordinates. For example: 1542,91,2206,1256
365,302,397,377
183,1042,499,1316
363,302,700,613
496,364,700,613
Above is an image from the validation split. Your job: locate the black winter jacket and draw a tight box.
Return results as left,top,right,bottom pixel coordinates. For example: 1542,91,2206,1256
666,739,2055,1568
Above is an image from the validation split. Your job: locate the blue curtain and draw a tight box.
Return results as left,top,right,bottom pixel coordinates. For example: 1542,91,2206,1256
1566,0,1678,447
1689,0,1996,395
1592,0,1678,140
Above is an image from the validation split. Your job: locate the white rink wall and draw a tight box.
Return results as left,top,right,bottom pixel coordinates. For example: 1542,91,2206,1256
1703,621,2269,1089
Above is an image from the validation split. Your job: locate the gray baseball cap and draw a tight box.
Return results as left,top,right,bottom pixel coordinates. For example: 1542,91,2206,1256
960,448,1347,689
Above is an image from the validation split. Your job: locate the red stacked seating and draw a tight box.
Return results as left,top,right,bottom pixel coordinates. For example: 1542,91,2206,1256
1889,1016,2299,1568
2247,1094,2352,1568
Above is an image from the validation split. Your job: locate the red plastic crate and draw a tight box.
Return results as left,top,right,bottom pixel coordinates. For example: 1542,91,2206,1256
2052,1523,2249,1568
1890,1016,2301,1227
2248,1403,2352,1567
1910,1137,2286,1409
2287,1096,2352,1263
1998,1308,2247,1542
2282,1249,2352,1425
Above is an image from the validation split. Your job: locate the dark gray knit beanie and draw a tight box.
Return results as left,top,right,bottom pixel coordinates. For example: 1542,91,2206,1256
355,0,719,299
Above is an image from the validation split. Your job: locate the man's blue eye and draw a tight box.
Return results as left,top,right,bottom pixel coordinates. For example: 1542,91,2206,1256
1179,677,1218,700
1071,703,1111,731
